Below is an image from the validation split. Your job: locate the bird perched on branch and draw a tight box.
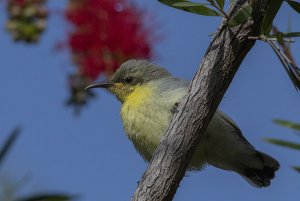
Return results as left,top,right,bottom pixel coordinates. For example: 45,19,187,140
86,59,280,187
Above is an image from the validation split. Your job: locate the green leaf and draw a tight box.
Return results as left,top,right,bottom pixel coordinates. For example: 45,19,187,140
159,0,222,16
286,0,300,13
292,166,300,173
273,119,300,131
264,138,300,151
271,31,300,39
284,32,300,38
227,3,252,27
15,194,75,201
215,0,225,9
261,0,284,35
0,127,21,168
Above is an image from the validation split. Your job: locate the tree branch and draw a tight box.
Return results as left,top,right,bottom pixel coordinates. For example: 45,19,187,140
132,0,271,200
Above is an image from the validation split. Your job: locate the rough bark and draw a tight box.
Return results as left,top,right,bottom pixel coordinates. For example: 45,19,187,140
132,0,271,200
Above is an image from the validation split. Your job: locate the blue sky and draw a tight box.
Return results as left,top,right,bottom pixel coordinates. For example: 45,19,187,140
0,1,300,201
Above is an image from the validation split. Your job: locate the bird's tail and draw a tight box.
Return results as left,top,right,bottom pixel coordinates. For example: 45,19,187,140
240,151,280,188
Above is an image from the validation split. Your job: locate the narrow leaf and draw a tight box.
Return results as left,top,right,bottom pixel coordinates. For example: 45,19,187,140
292,166,300,173
286,0,300,13
284,32,300,38
227,3,252,27
261,0,284,35
215,0,225,9
159,0,222,16
271,31,300,39
274,119,300,131
15,194,75,201
264,138,300,151
0,127,21,168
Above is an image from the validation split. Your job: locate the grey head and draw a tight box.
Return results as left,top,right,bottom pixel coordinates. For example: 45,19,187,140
85,60,173,103
85,59,189,102
111,59,171,85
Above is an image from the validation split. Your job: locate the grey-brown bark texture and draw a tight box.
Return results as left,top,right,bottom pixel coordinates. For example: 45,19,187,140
132,0,271,200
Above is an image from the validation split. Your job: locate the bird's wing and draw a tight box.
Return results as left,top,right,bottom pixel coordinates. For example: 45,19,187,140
216,110,254,148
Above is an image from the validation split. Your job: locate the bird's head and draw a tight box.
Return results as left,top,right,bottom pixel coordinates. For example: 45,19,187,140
85,60,171,102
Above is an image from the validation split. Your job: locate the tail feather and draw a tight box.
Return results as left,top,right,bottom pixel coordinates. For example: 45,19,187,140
241,151,280,188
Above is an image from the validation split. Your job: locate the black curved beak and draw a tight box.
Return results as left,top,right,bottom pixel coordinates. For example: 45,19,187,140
84,82,115,90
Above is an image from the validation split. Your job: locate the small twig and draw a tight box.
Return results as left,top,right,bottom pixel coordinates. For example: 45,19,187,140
266,39,300,90
248,36,295,43
272,26,296,64
0,127,21,168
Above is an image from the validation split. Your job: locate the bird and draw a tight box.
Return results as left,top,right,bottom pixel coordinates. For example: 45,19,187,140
85,59,280,187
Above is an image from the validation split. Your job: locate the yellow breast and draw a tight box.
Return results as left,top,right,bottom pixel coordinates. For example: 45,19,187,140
120,85,169,161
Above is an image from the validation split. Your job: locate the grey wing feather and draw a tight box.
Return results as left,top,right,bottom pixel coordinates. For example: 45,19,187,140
216,110,254,148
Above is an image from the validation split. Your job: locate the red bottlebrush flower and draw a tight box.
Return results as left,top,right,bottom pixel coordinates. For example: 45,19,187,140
65,0,155,80
64,0,157,113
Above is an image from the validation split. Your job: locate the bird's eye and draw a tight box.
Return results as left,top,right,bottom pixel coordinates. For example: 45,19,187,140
125,77,133,83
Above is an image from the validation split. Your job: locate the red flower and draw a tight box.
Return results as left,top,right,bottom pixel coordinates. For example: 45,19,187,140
65,0,155,80
64,0,157,113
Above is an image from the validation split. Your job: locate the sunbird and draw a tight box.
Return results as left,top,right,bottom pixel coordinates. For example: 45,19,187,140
86,59,280,187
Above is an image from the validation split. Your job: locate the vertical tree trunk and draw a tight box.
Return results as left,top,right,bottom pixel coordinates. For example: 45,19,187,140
132,0,271,200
